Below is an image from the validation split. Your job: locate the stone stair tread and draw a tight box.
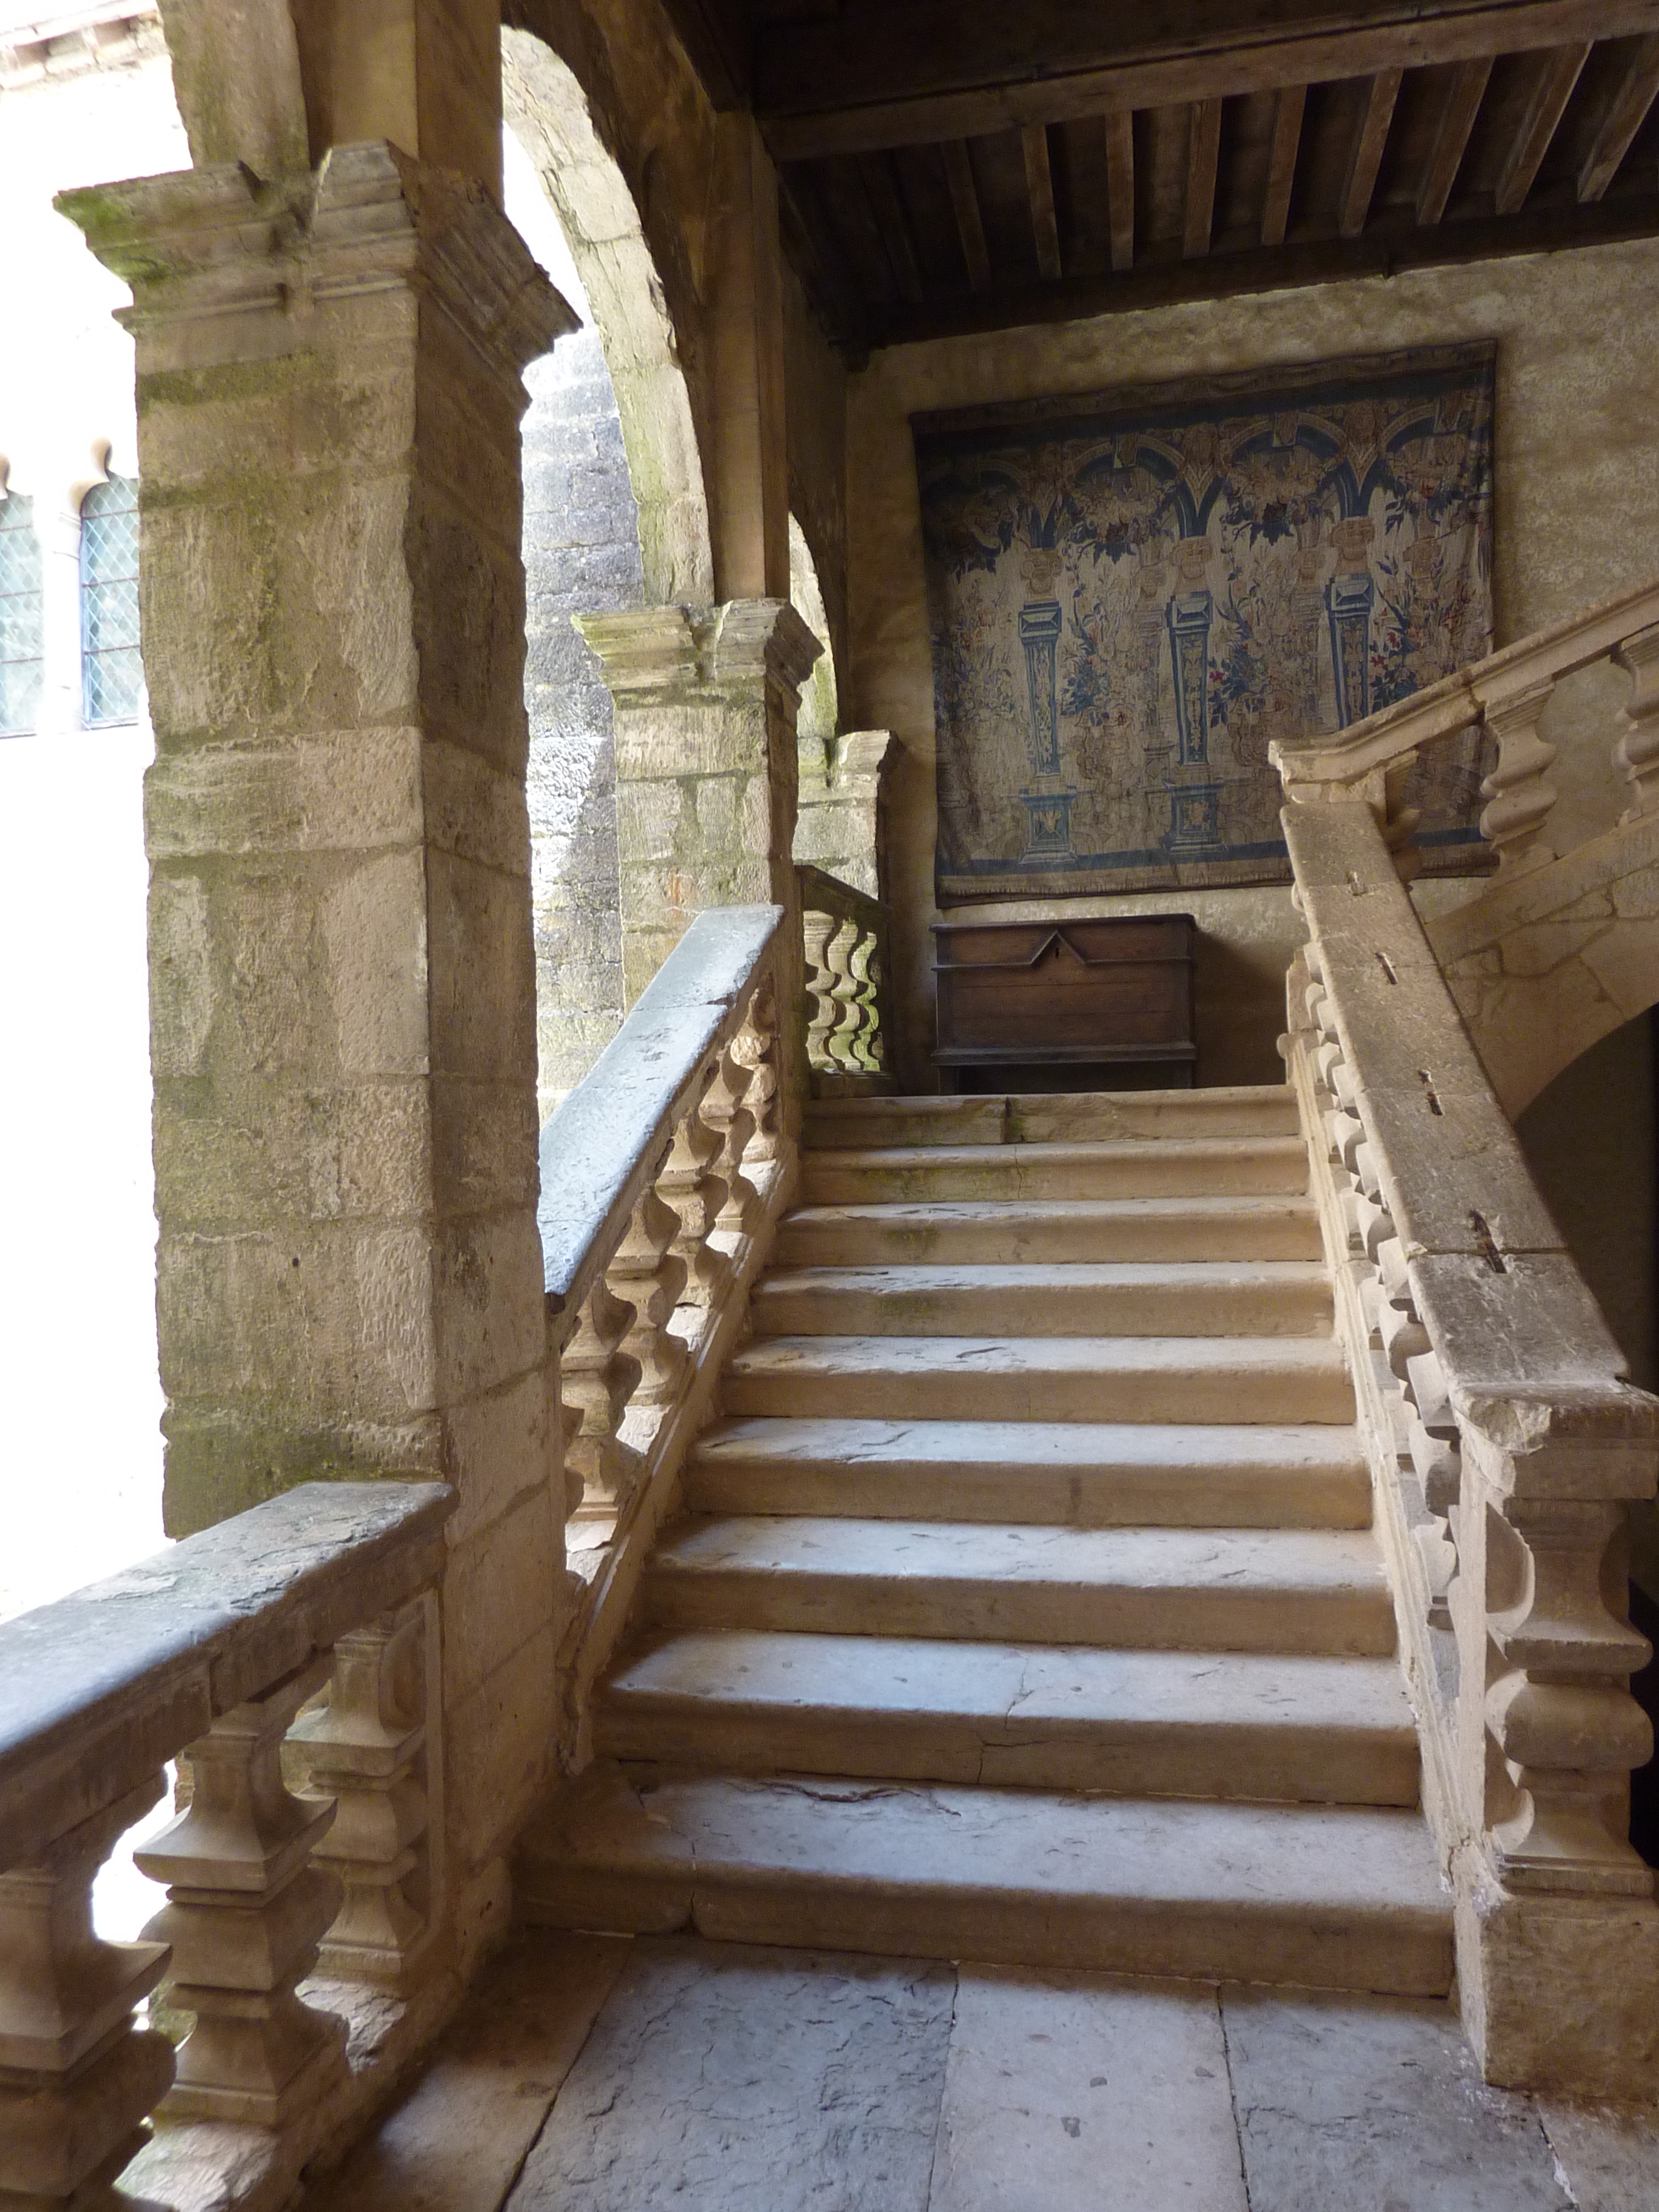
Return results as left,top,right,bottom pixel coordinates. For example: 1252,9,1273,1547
807,1137,1308,1172
723,1331,1355,1426
686,1416,1372,1527
516,1763,1453,1995
595,1627,1420,1803
775,1196,1324,1264
750,1261,1332,1338
802,1138,1309,1203
802,1087,1302,1151
644,1515,1395,1654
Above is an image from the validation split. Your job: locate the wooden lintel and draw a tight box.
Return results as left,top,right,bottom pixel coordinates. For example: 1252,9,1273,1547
1495,39,1592,212
1023,122,1064,278
1417,54,1493,222
1185,98,1222,257
859,186,1659,349
1105,110,1136,270
942,140,993,289
1579,33,1659,200
756,0,1659,161
1262,83,1307,246
1341,68,1403,236
857,151,925,301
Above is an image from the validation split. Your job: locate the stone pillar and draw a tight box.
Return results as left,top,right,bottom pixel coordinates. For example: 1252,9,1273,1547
709,115,789,603
60,144,575,1953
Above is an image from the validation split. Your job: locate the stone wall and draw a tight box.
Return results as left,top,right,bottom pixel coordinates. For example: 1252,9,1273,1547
845,238,1659,1091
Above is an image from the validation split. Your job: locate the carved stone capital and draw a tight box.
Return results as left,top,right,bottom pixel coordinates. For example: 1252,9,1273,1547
576,600,821,709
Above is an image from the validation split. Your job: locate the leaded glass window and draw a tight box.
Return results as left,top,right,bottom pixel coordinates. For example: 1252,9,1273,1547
0,491,44,736
81,475,143,725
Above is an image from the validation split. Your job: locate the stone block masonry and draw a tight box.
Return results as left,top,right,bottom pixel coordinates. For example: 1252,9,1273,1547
59,142,577,1946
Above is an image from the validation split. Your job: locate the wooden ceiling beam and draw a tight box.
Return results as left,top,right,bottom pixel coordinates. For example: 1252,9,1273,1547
1261,83,1307,246
1341,67,1404,234
856,152,926,302
1416,54,1493,220
777,167,870,350
756,0,1659,159
1105,110,1136,269
942,141,993,289
1578,33,1659,199
1495,39,1592,210
1185,98,1223,256
1022,123,1064,278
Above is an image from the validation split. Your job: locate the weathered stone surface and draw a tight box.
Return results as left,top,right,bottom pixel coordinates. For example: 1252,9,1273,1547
504,1937,954,2211
930,1967,1246,2212
1223,1985,1570,2210
303,1933,629,2212
1539,2099,1659,2210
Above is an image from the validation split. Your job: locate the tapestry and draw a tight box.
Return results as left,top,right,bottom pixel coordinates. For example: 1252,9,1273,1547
915,343,1496,900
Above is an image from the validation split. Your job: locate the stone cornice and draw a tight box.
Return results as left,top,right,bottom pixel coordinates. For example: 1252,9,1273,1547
576,599,822,704
56,141,575,380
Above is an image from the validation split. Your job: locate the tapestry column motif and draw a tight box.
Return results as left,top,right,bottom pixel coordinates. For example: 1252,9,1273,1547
1015,544,1076,860
1164,535,1222,851
1327,513,1379,727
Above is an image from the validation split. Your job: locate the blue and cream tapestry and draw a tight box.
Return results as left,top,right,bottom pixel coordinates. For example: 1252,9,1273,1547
915,343,1496,899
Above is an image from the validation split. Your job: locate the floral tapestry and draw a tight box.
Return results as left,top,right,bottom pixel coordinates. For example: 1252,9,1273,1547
915,343,1496,899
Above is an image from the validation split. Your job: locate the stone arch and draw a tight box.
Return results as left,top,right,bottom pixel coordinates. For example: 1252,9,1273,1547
502,28,712,608
789,512,838,749
1429,814,1659,1118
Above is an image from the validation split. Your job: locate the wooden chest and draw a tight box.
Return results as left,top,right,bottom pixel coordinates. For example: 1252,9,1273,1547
932,914,1197,1088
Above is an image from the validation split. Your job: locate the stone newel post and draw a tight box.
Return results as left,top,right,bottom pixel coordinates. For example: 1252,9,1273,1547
60,144,575,1945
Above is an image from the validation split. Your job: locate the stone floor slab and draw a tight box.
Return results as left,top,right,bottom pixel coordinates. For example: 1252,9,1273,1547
504,1936,955,2212
928,1965,1248,2212
303,1932,630,2212
1540,2100,1659,2210
1223,1985,1570,2210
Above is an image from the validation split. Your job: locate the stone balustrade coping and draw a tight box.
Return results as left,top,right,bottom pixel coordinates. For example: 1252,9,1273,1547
0,1480,454,1869
537,903,782,1318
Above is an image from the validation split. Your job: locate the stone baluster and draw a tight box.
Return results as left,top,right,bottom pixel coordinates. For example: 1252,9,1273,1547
703,1039,763,1241
822,919,863,1073
136,1661,349,2128
558,1284,643,1523
1612,619,1659,819
1478,677,1560,870
846,928,886,1074
655,1074,732,1316
731,983,783,1167
287,1601,436,1991
801,908,840,1073
606,1181,690,1416
1483,1494,1654,1893
0,1780,175,2211
1404,1349,1461,1631
1374,1236,1433,1380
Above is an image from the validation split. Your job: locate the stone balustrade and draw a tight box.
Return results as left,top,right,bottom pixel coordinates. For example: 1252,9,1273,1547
1278,796,1659,2097
0,1480,454,2212
799,863,895,1094
1270,570,1659,871
535,904,794,1738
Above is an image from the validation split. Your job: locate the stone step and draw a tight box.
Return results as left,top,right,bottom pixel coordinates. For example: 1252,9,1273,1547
595,1629,1421,1805
801,1137,1309,1206
749,1261,1332,1340
774,1195,1325,1268
802,1085,1302,1151
517,1763,1453,1996
642,1517,1395,1655
685,1417,1372,1529
722,1333,1355,1426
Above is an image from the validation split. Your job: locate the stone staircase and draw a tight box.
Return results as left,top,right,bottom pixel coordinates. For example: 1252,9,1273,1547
518,1085,1453,1994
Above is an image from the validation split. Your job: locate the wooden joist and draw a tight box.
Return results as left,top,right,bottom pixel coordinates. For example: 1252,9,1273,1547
1023,122,1064,278
1416,55,1493,221
857,152,925,301
1106,110,1136,270
942,141,993,289
1262,83,1307,246
1495,39,1592,212
1340,69,1404,235
1578,33,1659,200
1185,97,1223,256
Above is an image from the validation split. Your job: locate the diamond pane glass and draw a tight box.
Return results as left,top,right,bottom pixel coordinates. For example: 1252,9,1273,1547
0,492,44,735
81,475,144,725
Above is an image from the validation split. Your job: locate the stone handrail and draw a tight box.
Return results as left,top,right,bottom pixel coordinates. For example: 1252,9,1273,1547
537,903,793,1728
1279,796,1659,2096
799,863,895,1094
0,1478,455,2210
1270,571,1659,873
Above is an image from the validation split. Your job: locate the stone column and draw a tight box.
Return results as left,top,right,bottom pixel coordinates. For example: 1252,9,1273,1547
60,144,575,1957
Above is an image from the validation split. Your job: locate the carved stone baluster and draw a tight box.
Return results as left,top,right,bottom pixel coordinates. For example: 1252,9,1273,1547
655,1074,731,1316
1478,677,1559,870
558,1283,642,1523
287,1600,437,1991
606,1181,690,1415
801,908,839,1074
1484,1496,1654,1893
1404,1348,1461,1631
0,1781,175,2211
846,928,885,1073
731,983,782,1167
1612,619,1659,819
700,1041,762,1245
1375,1235,1432,1380
136,1661,349,2128
823,919,863,1073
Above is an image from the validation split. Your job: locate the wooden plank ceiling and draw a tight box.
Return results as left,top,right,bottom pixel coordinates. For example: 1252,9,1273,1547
665,0,1659,353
